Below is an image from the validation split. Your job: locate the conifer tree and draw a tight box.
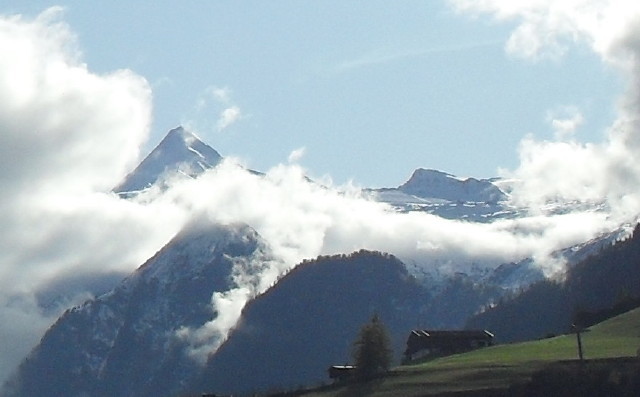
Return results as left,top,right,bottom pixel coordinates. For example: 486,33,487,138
352,314,393,380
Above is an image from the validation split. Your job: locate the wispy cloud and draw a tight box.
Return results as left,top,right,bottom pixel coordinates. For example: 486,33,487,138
287,147,306,163
184,85,244,134
216,105,242,132
335,40,501,73
546,105,584,140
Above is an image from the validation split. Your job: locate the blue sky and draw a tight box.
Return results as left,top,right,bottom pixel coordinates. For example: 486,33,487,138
6,1,621,186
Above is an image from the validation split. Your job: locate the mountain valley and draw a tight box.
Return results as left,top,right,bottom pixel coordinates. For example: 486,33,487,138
3,126,638,397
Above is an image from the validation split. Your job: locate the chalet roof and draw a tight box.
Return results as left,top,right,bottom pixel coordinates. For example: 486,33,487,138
405,329,495,358
409,329,494,339
328,365,356,379
329,365,356,370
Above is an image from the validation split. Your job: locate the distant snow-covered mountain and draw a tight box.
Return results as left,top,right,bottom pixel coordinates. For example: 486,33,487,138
399,168,506,203
114,126,222,195
114,126,510,220
369,168,515,221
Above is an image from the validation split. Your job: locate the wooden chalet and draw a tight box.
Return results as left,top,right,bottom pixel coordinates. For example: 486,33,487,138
404,329,494,361
328,365,356,381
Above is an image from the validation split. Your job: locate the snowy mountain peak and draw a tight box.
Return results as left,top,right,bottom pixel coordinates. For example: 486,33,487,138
166,125,190,138
405,168,457,182
399,168,506,203
114,126,223,194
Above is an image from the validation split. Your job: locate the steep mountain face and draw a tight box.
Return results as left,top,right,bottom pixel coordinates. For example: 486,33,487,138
466,225,640,343
3,221,277,397
194,251,432,395
370,168,513,221
114,126,222,194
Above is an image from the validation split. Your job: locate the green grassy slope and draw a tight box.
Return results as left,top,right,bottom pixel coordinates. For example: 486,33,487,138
302,307,640,397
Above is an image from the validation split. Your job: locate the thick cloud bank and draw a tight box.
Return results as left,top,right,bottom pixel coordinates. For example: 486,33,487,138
0,8,186,383
3,1,640,383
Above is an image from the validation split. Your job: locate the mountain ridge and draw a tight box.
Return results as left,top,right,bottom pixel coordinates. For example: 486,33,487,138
399,168,507,203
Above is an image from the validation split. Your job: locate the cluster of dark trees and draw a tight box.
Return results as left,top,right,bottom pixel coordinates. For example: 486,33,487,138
573,295,640,329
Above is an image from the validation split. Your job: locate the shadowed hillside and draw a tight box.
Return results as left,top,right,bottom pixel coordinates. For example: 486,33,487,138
467,224,640,342
195,251,432,395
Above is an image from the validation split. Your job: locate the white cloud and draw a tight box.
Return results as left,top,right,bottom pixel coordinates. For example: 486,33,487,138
0,8,187,383
287,147,306,163
546,106,584,140
216,105,242,132
211,86,232,103
448,0,634,60
186,85,243,134
176,287,252,365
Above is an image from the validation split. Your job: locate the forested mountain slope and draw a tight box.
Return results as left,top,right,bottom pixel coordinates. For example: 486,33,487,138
467,225,640,342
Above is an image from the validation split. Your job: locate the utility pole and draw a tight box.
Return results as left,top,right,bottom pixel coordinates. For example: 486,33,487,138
571,324,584,361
